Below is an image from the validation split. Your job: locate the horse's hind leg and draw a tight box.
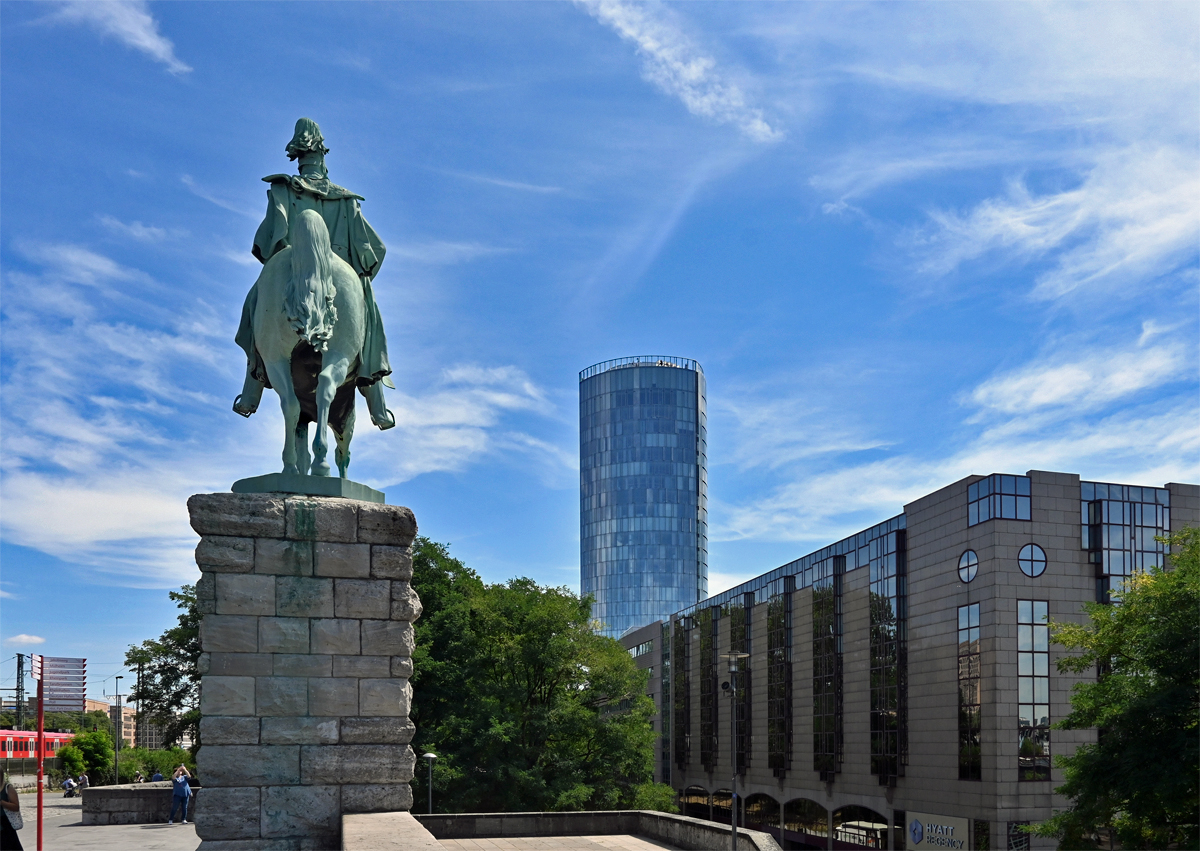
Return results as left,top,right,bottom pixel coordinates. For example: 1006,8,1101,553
294,420,311,476
334,406,355,479
263,358,303,475
311,355,352,477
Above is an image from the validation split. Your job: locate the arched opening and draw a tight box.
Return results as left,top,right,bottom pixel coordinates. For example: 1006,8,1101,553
712,789,742,827
680,786,710,821
744,794,781,841
832,805,889,849
783,798,828,850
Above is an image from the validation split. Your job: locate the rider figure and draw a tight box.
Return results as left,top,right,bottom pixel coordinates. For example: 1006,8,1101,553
234,118,395,429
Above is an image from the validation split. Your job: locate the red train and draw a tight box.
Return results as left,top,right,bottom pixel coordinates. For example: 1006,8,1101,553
1,729,75,759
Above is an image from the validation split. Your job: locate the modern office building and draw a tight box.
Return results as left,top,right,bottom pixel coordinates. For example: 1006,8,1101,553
580,356,708,638
621,469,1199,850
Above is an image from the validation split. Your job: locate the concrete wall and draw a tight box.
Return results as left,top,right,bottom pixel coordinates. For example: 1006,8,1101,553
190,492,421,851
415,810,782,851
82,781,197,825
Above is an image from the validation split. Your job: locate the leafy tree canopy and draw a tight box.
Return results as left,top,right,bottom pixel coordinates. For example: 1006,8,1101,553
71,729,114,778
125,585,201,751
409,537,675,813
1034,527,1199,850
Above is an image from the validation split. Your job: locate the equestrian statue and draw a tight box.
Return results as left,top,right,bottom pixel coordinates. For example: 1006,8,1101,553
234,118,394,479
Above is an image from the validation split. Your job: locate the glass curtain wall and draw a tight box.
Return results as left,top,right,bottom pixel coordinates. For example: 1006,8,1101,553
672,616,691,770
728,592,753,775
869,530,908,783
579,357,707,638
660,621,671,784
699,606,718,771
1081,481,1170,603
813,556,843,780
765,575,794,777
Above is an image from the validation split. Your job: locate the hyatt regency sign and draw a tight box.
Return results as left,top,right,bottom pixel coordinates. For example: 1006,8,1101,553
907,811,970,850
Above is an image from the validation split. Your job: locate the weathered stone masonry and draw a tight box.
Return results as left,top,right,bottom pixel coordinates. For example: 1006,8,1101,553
189,492,421,851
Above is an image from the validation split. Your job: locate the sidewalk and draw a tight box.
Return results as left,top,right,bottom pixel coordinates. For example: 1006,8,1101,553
17,793,199,851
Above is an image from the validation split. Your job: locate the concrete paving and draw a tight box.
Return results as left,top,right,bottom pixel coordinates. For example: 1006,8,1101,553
438,837,680,850
16,793,199,851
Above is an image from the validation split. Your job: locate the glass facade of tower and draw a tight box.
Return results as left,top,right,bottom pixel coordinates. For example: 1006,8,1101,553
580,356,708,638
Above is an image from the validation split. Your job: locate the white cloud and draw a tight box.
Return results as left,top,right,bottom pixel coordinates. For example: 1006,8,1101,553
969,342,1189,416
446,171,563,195
582,0,782,143
49,1,191,75
910,148,1200,300
4,635,46,646
388,241,511,265
181,175,258,219
98,214,181,242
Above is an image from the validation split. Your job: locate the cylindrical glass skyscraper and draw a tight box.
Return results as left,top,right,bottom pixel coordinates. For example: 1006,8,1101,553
579,356,708,638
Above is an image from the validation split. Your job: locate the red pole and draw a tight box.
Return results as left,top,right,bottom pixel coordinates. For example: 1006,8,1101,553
37,676,44,851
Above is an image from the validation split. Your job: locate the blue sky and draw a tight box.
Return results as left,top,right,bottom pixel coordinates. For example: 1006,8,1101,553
1,1,1197,701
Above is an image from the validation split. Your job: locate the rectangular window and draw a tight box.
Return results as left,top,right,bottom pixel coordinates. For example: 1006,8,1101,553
974,820,991,851
958,603,981,780
870,531,908,782
812,556,843,779
1081,482,1171,603
630,640,654,657
728,592,753,774
1007,822,1030,851
672,617,691,770
1017,600,1050,781
767,575,794,777
699,606,719,771
968,474,1031,526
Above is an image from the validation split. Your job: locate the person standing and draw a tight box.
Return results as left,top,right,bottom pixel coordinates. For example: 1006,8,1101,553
151,770,163,782
168,765,192,825
1,775,23,851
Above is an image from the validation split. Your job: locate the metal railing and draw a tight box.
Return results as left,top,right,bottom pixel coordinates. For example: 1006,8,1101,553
579,356,703,382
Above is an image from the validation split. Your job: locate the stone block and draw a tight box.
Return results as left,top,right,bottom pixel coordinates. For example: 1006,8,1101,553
361,620,414,656
256,539,314,576
196,573,216,615
287,497,358,543
359,678,411,717
389,581,422,622
198,745,300,787
261,785,340,840
202,615,259,653
308,678,360,716
299,744,414,785
341,784,414,814
313,542,370,578
370,545,412,580
256,677,308,716
196,535,256,573
259,618,310,654
272,654,331,678
216,574,278,616
194,841,300,851
339,717,416,745
335,579,391,619
310,619,360,655
195,786,260,840
331,655,390,678
261,717,340,745
189,493,286,538
357,503,417,546
201,677,256,716
200,716,260,745
391,657,414,678
276,576,334,618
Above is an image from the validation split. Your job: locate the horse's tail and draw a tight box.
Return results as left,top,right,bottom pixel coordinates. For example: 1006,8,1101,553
286,208,338,352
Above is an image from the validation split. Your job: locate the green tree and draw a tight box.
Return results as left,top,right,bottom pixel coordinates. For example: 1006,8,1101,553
1033,527,1199,850
71,729,114,780
410,537,675,813
57,744,85,777
125,585,202,751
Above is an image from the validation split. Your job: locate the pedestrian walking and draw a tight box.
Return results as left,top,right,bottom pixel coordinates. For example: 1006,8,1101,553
1,774,23,851
168,765,192,825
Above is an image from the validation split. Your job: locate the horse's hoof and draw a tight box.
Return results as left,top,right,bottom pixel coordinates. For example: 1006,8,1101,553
311,461,331,477
233,395,257,418
372,408,396,430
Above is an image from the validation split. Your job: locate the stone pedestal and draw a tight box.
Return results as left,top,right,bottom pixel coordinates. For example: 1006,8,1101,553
188,492,422,851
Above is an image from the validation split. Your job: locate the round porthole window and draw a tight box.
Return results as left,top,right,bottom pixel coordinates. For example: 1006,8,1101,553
958,550,979,583
1018,543,1047,577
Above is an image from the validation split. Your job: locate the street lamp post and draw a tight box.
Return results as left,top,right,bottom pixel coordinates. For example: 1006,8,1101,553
422,753,437,814
114,676,124,785
720,652,749,851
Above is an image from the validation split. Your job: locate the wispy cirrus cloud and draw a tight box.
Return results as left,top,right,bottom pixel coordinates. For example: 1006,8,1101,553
47,1,191,75
98,214,184,242
581,0,782,143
